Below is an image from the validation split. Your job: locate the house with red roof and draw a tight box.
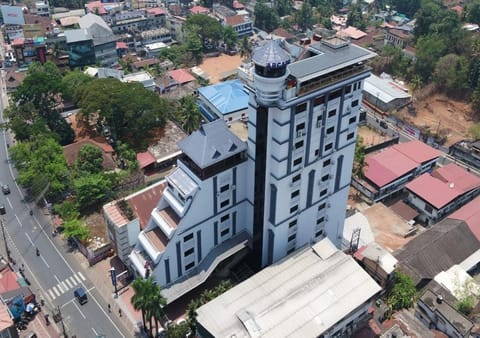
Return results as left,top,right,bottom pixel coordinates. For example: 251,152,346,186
156,69,196,94
85,1,106,15
353,140,441,203
189,5,209,15
405,163,480,225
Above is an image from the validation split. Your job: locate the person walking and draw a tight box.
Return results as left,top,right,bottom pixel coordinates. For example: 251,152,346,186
108,304,111,313
118,308,122,317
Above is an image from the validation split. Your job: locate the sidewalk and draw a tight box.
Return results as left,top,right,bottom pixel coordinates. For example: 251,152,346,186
70,251,143,337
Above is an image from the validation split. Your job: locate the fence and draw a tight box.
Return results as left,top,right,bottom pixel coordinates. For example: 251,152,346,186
364,136,400,154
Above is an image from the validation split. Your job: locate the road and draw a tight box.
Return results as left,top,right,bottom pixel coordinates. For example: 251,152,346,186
0,64,129,338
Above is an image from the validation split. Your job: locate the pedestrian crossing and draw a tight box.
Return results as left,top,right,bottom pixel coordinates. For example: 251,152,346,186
45,272,86,301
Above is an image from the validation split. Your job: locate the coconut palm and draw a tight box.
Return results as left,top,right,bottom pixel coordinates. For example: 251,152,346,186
179,95,202,134
147,290,166,337
239,36,253,62
131,277,153,333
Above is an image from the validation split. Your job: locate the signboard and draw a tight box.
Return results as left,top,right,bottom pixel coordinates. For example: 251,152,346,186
1,6,25,25
22,24,45,38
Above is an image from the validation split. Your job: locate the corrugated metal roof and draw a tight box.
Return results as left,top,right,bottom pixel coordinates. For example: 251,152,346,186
252,39,290,68
364,74,411,103
449,195,480,241
196,238,381,338
178,119,247,169
198,79,248,115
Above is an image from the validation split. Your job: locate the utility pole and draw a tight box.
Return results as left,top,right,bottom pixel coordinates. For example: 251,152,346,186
0,205,11,263
57,305,67,337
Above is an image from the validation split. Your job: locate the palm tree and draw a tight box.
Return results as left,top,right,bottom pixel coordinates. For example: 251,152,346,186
239,36,253,62
179,95,201,134
148,290,166,337
131,277,152,334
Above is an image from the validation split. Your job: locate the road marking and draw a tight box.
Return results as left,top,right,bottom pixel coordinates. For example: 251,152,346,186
6,197,11,209
92,327,98,336
73,301,86,319
24,233,34,246
52,286,60,297
56,282,64,293
61,281,68,291
65,278,72,289
78,271,86,281
69,276,77,286
14,214,22,228
48,289,56,300
74,274,82,284
40,255,49,268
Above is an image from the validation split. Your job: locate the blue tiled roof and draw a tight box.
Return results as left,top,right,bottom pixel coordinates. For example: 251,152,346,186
198,79,248,116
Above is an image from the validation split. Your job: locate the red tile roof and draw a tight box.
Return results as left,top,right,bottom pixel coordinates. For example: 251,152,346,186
0,270,20,293
137,151,156,169
128,181,167,229
86,1,107,15
226,15,245,26
168,69,195,84
189,5,209,14
116,41,128,49
12,38,25,46
449,195,480,240
63,139,115,170
406,164,480,209
147,7,167,15
233,0,244,9
365,140,441,188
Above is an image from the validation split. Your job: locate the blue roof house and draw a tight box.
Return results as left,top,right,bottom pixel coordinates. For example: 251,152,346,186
197,79,249,124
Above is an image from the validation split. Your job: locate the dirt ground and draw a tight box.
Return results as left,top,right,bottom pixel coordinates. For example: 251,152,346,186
198,54,244,84
397,89,473,146
358,125,391,147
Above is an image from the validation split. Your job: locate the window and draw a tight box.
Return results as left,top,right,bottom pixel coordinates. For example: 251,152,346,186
328,109,336,118
325,143,333,151
320,189,328,197
220,214,230,223
315,229,323,237
352,99,359,107
220,199,230,208
323,159,331,167
318,203,326,211
184,248,194,256
183,233,194,242
321,174,329,182
316,217,325,225
349,116,356,124
290,205,298,213
289,220,297,228
316,116,322,128
296,122,305,131
425,204,433,214
326,126,334,134
295,140,304,149
315,149,320,156
295,102,307,114
347,132,355,140
292,174,301,183
287,247,295,254
328,89,341,100
288,233,296,242
221,228,230,236
291,190,300,199
185,262,195,271
220,184,229,193
345,85,352,94
314,96,325,106
293,157,302,166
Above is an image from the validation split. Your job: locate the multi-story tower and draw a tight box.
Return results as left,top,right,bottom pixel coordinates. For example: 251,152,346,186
246,37,376,268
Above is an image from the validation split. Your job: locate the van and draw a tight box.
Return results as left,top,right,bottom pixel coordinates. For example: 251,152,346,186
74,287,88,305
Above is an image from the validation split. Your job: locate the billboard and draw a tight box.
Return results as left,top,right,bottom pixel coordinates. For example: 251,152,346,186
23,24,45,38
1,5,25,25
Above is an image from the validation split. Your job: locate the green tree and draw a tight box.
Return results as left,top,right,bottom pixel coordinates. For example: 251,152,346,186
74,174,112,211
76,144,103,174
117,142,139,171
347,2,365,31
387,271,416,311
457,295,476,316
184,14,224,48
353,136,366,178
275,0,291,17
223,26,238,51
239,36,253,61
295,1,313,31
465,0,480,23
3,102,49,142
469,123,480,140
131,277,150,333
179,95,202,134
53,200,80,221
414,34,448,82
147,291,167,337
63,219,90,241
254,2,280,32
433,54,469,98
186,30,204,65
166,322,190,338
61,70,93,103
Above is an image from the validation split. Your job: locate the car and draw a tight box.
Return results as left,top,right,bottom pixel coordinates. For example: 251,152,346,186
2,184,10,195
379,120,388,129
74,287,88,305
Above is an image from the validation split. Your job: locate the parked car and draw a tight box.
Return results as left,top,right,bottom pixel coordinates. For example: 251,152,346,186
74,287,88,305
2,184,10,195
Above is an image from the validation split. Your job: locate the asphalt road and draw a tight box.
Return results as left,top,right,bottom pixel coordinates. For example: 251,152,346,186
0,77,129,338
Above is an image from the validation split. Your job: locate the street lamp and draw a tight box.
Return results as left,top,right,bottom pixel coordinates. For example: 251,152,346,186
110,267,118,298
0,205,11,263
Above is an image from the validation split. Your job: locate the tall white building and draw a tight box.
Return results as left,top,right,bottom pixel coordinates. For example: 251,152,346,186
126,37,376,303
246,37,376,268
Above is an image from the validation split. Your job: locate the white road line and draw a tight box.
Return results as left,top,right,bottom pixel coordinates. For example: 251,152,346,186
14,214,21,228
69,276,77,286
65,278,72,289
6,197,11,209
24,233,34,246
61,281,68,291
52,286,60,297
56,282,64,293
92,327,98,336
48,289,56,300
77,271,86,281
73,301,86,319
40,255,49,268
74,274,82,284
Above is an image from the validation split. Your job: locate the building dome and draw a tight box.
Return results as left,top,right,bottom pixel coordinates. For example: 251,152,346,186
252,40,290,69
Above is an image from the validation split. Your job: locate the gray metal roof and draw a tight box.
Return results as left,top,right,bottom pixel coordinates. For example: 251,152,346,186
178,119,247,169
79,13,116,46
64,28,91,43
288,37,376,82
252,39,291,68
196,238,381,338
79,13,111,31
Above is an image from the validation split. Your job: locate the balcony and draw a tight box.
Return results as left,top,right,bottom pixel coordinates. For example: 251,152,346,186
152,206,180,239
129,249,151,278
138,227,168,264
